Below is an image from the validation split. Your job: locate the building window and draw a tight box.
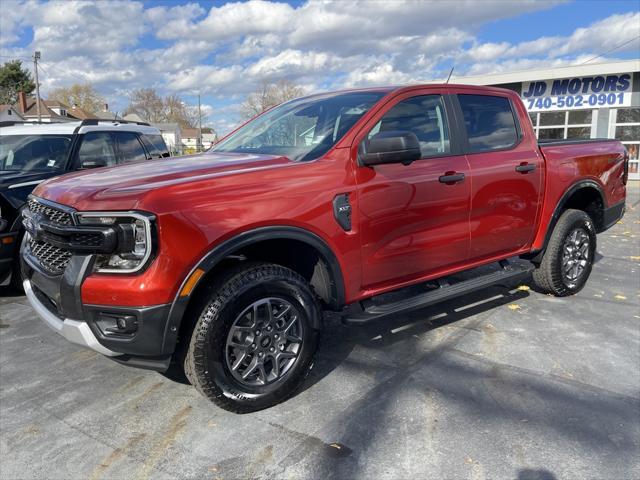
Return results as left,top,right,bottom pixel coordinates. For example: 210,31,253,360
530,110,595,140
611,107,640,179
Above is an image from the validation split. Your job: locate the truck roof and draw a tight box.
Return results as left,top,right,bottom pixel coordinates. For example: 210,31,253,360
0,120,162,136
298,83,519,101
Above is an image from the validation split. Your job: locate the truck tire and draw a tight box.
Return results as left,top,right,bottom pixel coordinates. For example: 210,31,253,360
532,209,596,296
184,262,321,413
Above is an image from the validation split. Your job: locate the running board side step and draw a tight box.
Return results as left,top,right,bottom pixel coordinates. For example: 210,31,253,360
342,260,534,325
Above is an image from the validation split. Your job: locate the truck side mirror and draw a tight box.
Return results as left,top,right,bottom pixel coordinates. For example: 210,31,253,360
79,158,108,169
359,131,421,167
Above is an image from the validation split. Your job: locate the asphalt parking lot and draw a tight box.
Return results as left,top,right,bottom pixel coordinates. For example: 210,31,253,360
1,185,639,480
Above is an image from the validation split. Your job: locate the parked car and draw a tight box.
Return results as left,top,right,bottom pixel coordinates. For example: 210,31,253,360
0,119,169,288
21,85,628,412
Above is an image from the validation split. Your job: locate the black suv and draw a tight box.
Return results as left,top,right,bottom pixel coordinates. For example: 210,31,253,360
0,119,170,288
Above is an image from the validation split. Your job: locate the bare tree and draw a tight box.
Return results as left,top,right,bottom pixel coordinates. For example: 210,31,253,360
125,89,202,128
124,88,165,123
240,80,304,119
48,83,106,113
164,93,200,128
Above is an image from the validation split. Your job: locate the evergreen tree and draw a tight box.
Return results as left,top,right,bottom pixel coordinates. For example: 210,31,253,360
0,60,36,105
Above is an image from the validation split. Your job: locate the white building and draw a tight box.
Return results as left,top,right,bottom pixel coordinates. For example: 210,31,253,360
0,105,25,122
202,132,218,149
451,59,640,179
151,123,182,155
180,128,200,153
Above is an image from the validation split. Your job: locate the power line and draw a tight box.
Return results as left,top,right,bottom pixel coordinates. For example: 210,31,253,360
579,35,640,65
36,62,49,78
39,61,89,79
0,55,32,60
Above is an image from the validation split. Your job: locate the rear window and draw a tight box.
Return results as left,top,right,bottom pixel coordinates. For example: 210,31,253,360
141,134,169,158
458,95,519,152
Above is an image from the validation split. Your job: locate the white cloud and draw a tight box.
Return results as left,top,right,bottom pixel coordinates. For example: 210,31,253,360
157,0,294,42
0,0,36,45
246,50,334,78
167,65,245,94
145,2,205,39
29,0,147,59
343,62,415,87
458,11,640,67
1,0,636,136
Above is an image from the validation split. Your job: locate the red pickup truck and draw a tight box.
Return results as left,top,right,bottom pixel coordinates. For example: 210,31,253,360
21,85,628,412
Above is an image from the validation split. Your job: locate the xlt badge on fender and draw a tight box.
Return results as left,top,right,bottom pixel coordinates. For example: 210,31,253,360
333,193,352,232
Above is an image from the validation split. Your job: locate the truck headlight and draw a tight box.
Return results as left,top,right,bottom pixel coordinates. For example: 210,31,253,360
76,212,155,273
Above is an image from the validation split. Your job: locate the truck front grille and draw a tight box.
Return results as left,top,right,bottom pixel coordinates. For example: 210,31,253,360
28,237,72,275
27,198,73,226
26,198,75,275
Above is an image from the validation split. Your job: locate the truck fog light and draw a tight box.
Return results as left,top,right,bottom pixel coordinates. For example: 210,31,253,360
96,313,138,335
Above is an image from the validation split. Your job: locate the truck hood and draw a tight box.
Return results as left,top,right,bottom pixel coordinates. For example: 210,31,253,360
33,151,295,211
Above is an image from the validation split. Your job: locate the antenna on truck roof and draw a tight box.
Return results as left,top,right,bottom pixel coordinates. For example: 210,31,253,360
445,67,455,84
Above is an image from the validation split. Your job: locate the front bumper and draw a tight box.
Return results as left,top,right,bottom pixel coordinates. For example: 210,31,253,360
21,238,174,370
23,278,120,357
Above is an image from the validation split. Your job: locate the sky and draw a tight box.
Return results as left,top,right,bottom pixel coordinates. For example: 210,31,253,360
1,0,639,134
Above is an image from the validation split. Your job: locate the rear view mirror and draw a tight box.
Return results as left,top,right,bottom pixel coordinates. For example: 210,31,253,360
359,131,421,167
79,158,108,169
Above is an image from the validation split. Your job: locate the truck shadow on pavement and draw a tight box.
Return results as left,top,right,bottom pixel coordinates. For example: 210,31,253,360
269,279,638,479
517,469,558,480
304,281,533,393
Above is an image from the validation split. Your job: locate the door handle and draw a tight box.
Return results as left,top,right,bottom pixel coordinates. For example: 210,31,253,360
516,163,536,173
439,172,465,184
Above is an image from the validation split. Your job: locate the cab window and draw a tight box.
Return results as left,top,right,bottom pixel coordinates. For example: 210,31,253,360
368,95,451,157
458,94,519,152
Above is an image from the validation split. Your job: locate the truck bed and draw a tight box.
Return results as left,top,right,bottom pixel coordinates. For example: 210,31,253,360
537,137,620,147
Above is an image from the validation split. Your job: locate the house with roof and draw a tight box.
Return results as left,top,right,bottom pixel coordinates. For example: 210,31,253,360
0,105,25,122
123,113,146,123
93,103,122,120
178,127,218,153
66,104,98,120
180,127,201,154
201,127,218,149
13,92,75,123
43,100,71,118
151,123,182,155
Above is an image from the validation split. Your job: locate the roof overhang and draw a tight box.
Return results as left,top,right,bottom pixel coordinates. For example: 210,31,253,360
438,59,640,86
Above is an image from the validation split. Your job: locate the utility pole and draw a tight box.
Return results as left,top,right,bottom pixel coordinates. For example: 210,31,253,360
197,93,202,152
33,51,42,122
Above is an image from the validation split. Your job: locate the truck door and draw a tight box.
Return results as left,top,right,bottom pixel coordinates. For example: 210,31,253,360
354,92,471,289
453,92,543,260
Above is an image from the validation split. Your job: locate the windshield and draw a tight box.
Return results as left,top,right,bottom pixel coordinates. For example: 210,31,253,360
0,135,72,172
212,91,386,161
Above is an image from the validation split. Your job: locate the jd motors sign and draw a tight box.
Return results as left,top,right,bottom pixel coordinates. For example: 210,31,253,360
521,73,632,112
